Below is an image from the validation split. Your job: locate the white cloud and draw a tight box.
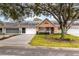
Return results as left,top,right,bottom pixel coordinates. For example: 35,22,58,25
24,15,57,21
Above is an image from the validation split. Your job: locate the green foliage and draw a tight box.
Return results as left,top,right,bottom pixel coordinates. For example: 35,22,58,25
0,3,31,21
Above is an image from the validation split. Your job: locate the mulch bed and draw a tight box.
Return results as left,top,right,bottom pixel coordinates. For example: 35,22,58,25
45,37,77,43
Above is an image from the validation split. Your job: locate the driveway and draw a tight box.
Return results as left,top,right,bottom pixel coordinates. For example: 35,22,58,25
0,34,35,47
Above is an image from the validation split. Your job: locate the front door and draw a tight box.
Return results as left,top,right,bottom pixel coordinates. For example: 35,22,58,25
51,27,54,33
0,28,2,34
22,28,25,33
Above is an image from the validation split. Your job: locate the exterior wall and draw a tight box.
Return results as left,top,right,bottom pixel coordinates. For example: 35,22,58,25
19,28,22,34
54,27,59,33
2,28,6,34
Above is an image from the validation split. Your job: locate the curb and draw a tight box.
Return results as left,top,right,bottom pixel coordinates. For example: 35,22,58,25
27,45,79,51
0,45,79,51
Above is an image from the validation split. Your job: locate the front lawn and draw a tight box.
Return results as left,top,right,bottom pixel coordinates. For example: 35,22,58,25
30,34,79,48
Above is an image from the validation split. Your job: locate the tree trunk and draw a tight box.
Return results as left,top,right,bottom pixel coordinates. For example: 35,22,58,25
60,26,67,40
60,27,64,39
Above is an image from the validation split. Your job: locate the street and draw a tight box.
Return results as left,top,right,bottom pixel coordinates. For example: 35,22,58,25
0,46,79,56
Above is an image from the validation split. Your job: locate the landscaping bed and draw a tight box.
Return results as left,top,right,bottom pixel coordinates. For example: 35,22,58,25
30,34,79,48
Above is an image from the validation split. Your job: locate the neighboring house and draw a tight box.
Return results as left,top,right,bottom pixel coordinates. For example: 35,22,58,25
0,21,36,34
0,18,79,34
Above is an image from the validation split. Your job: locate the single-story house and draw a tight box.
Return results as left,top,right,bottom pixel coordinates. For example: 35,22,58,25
0,21,36,34
36,18,59,34
0,18,79,34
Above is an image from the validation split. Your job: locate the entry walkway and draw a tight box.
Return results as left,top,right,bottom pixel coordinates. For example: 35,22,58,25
0,34,35,46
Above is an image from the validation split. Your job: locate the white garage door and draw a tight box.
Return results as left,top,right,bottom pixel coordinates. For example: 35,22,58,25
67,29,79,36
26,28,36,34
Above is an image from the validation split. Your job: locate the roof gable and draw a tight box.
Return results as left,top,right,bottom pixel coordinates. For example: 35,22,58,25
37,18,55,27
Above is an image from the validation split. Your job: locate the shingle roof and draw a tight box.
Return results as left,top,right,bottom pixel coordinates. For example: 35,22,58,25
0,21,36,28
0,19,79,28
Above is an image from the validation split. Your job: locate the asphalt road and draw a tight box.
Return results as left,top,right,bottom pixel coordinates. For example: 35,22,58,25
0,46,79,56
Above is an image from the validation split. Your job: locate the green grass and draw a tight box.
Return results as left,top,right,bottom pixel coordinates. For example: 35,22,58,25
30,34,79,48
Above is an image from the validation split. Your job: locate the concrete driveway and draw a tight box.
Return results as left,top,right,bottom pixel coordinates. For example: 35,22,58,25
0,34,35,47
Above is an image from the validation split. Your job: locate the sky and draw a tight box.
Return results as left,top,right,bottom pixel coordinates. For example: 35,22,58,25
24,15,57,22
0,14,79,24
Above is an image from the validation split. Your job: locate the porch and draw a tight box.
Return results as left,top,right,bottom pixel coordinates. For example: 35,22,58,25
37,27,54,34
